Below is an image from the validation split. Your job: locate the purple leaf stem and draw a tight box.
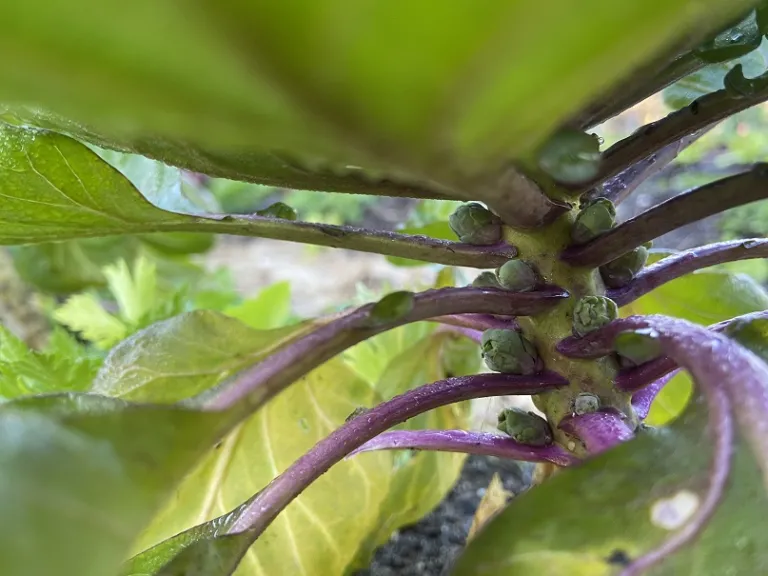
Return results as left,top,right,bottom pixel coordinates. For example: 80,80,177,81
621,386,734,576
225,372,568,535
205,286,568,411
346,429,579,467
559,410,634,456
558,314,768,489
631,371,679,420
432,313,519,331
609,239,768,306
566,311,768,393
561,167,768,268
434,324,483,343
195,215,519,268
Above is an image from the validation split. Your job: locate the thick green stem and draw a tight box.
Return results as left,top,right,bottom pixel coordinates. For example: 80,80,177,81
504,211,638,457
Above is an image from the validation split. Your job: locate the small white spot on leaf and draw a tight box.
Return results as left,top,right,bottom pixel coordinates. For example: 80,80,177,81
650,490,700,530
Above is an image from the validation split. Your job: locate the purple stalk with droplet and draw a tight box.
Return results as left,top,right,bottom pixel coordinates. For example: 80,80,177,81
559,410,635,455
609,239,768,306
558,314,768,488
224,372,568,536
203,286,567,411
347,429,579,466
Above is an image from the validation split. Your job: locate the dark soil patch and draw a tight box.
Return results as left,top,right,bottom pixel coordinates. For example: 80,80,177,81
357,456,535,576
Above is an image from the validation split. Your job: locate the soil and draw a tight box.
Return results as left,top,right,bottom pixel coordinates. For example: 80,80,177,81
354,456,535,576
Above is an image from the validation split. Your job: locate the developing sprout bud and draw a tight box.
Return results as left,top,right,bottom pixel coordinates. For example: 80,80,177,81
497,408,553,446
573,393,600,415
472,271,503,289
600,246,649,289
537,129,602,185
481,329,541,375
448,202,502,245
257,202,298,221
572,296,619,337
496,260,537,292
571,198,616,244
614,328,662,367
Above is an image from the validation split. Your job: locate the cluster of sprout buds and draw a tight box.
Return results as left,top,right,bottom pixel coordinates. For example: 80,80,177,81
537,128,602,185
481,329,541,375
571,197,616,244
448,202,502,245
471,259,538,292
497,407,553,446
572,296,619,337
614,328,663,367
600,241,652,288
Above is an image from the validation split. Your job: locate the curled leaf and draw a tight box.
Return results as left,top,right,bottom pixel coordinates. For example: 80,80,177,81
537,129,602,185
694,10,762,64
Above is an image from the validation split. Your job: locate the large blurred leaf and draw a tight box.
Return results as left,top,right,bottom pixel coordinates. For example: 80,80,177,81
0,0,751,190
622,252,768,425
0,393,237,576
451,393,768,575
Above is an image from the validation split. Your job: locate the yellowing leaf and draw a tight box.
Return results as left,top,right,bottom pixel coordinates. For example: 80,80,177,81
52,294,127,350
468,474,512,541
103,256,158,325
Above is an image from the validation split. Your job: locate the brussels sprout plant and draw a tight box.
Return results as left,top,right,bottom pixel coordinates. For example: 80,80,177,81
3,1,768,576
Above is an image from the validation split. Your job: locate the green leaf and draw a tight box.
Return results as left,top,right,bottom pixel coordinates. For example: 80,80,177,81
726,316,768,362
92,310,310,403
622,258,768,425
52,294,128,350
0,0,751,190
0,393,237,576
0,327,100,400
223,282,293,330
0,124,190,245
664,37,768,109
451,393,768,575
